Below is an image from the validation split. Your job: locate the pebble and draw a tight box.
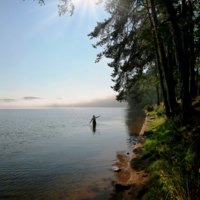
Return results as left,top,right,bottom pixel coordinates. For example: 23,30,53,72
111,166,121,172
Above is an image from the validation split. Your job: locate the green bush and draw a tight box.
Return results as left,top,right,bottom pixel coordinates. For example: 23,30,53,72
140,112,200,200
154,105,166,117
144,105,154,112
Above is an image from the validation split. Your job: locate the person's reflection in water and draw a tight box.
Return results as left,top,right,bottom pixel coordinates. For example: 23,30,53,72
89,123,100,134
93,123,96,133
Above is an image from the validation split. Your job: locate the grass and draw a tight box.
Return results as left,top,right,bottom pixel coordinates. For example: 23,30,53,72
140,101,200,200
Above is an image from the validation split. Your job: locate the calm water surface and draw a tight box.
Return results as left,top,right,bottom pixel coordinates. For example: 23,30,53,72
0,107,145,200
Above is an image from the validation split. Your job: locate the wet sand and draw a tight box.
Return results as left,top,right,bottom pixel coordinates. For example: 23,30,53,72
114,115,151,200
124,115,150,200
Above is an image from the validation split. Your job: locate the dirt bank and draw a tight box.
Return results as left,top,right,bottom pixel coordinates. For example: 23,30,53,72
123,115,151,200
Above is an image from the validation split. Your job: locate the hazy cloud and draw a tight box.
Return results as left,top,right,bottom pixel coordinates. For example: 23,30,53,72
0,96,127,108
23,96,42,100
64,96,127,107
0,99,15,102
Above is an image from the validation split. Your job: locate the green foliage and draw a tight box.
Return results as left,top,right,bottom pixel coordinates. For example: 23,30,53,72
192,95,200,107
154,105,166,117
57,0,200,119
87,0,162,105
141,108,200,200
144,105,154,112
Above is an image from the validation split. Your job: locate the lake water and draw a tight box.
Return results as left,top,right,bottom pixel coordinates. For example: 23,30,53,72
0,107,145,200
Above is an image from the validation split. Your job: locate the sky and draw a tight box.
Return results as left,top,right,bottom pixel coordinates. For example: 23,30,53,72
0,0,122,108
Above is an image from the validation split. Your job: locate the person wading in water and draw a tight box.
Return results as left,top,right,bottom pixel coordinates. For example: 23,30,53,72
90,115,100,133
90,115,100,125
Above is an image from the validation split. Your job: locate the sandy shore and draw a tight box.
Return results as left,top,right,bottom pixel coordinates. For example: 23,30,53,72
122,115,151,200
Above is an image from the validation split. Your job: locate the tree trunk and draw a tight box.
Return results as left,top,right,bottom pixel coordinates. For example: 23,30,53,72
155,66,160,106
146,0,170,117
155,52,170,117
163,0,191,117
149,0,177,114
181,0,190,77
188,1,196,97
197,68,199,96
167,39,178,108
160,87,163,102
156,84,160,106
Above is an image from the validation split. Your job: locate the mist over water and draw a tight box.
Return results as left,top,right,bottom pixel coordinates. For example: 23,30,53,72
0,107,145,200
0,95,127,109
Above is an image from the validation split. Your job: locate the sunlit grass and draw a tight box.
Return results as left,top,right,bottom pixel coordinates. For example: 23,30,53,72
140,101,200,200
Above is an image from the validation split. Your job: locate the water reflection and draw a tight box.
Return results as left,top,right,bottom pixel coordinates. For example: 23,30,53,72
89,124,100,135
0,107,145,200
125,105,146,135
107,106,145,199
111,151,131,183
93,123,96,133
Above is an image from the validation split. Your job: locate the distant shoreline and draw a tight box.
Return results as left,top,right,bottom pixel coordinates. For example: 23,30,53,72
0,106,127,109
0,95,128,109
